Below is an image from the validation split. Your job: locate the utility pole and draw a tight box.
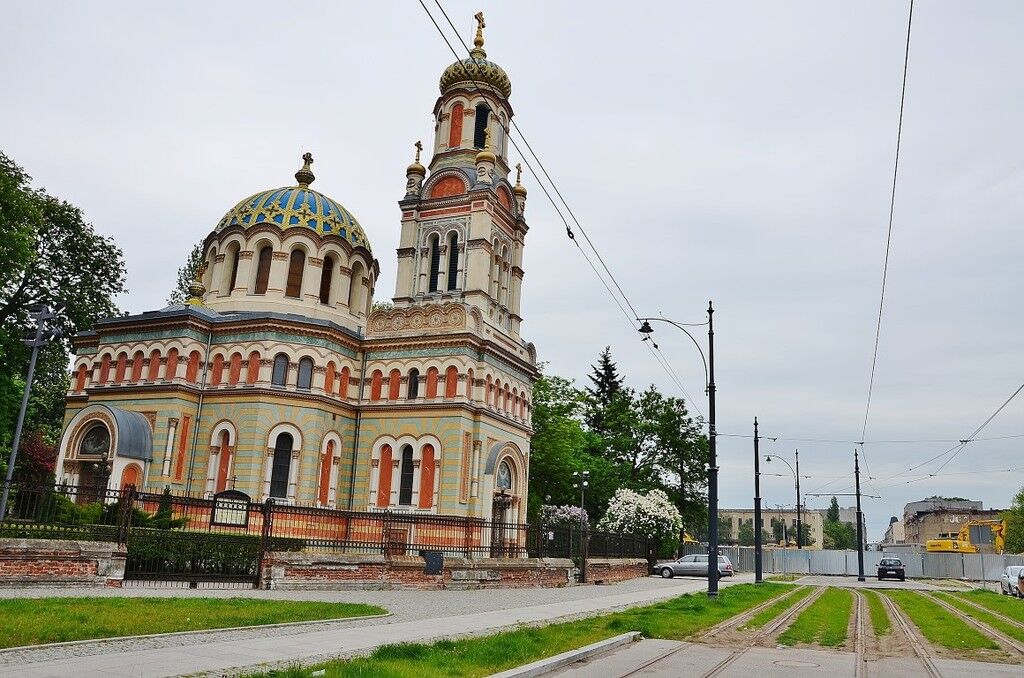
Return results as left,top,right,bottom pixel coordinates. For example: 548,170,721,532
753,417,762,583
706,301,719,596
0,305,60,523
795,449,803,549
854,449,866,582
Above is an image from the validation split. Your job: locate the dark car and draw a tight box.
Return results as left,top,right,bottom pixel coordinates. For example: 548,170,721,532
877,557,906,581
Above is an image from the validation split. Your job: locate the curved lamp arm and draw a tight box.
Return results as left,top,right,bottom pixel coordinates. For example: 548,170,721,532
637,317,709,389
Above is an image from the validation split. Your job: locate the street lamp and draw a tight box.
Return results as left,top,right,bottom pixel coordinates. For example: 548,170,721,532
765,451,804,549
572,470,590,582
638,301,718,597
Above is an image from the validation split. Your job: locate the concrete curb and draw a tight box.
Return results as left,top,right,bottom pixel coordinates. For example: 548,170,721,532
487,631,641,678
0,611,392,655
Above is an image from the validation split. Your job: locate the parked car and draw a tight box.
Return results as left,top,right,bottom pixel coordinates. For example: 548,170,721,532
1000,566,1024,596
877,556,906,581
655,554,734,578
1018,572,1024,598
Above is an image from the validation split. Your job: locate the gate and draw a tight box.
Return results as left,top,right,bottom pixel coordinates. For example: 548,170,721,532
122,487,270,587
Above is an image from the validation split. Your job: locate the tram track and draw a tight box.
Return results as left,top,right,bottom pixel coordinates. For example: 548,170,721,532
880,592,942,678
926,592,1024,657
853,590,867,678
935,593,1024,633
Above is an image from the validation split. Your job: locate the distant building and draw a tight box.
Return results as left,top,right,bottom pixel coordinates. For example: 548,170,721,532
882,516,905,545
718,508,824,550
902,496,1003,549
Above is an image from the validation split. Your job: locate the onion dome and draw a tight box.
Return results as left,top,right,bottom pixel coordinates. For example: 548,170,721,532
215,153,370,252
407,140,426,176
439,12,511,99
512,162,527,198
475,129,496,164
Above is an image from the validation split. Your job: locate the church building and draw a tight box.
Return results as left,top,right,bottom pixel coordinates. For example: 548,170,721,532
54,15,537,526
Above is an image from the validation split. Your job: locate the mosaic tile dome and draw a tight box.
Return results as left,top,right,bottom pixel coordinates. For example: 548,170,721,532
438,17,511,99
215,154,370,252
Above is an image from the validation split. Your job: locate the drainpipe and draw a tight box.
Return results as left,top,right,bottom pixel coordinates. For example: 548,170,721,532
346,348,369,510
184,324,214,495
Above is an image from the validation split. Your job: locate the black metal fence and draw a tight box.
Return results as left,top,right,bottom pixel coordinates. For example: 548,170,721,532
0,481,653,586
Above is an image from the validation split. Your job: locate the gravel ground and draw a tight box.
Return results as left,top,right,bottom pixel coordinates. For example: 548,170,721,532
0,575,741,669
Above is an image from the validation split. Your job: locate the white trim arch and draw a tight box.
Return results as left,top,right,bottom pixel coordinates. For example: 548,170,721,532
317,431,343,507
367,434,442,512
262,423,303,502
205,420,238,496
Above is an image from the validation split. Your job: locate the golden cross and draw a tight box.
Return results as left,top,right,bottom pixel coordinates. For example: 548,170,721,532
515,162,522,184
473,11,485,48
414,140,423,163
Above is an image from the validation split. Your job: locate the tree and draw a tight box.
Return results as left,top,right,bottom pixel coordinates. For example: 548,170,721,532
823,496,856,549
584,346,624,436
167,241,204,304
718,514,734,543
0,152,126,448
738,520,754,546
798,522,815,547
827,496,841,523
1003,486,1024,554
771,517,786,545
598,487,682,555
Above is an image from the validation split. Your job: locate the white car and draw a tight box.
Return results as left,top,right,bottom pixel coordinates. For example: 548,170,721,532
1000,565,1024,596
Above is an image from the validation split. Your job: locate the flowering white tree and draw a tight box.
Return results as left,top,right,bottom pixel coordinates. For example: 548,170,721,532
539,504,588,528
597,488,682,543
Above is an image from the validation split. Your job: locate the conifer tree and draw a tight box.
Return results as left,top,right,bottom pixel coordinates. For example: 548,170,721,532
585,346,624,435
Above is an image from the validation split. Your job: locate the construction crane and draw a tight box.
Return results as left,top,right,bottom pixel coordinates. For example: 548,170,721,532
925,519,1006,554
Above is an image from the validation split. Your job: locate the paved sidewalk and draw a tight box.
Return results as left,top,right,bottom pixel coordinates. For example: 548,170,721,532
3,575,754,677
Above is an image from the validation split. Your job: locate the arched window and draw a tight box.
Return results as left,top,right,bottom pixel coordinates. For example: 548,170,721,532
504,384,511,412
318,440,335,506
419,443,435,509
370,369,383,401
226,243,241,294
114,352,128,382
388,368,401,400
339,366,350,399
496,460,513,491
269,432,292,499
215,429,232,493
446,232,459,291
377,444,393,508
466,368,475,401
513,390,519,418
486,375,493,406
324,361,336,395
285,249,305,298
319,255,334,305
182,349,196,382
427,234,441,293
166,348,179,381
493,379,501,409
426,367,439,399
75,364,88,391
473,103,491,148
448,102,464,148
349,262,365,312
99,354,111,383
130,351,144,382
246,351,260,384
147,349,161,381
254,245,272,294
445,366,459,398
398,445,414,505
271,354,289,387
297,357,314,390
407,368,420,399
228,352,242,385
211,354,224,386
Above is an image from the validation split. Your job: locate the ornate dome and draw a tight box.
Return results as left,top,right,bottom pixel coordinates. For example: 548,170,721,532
439,13,511,99
215,154,370,252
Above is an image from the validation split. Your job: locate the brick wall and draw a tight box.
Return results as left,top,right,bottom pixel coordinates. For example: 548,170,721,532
0,538,126,587
262,552,576,590
585,558,649,584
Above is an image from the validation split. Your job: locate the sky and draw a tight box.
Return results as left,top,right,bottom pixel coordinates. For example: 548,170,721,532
2,1,1022,540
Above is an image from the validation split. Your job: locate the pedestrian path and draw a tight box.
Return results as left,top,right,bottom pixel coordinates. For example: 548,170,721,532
5,575,753,677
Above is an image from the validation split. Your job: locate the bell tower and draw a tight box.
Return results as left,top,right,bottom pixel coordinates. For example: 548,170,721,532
393,13,529,338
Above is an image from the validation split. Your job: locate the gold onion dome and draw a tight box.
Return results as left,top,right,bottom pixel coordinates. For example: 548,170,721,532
475,129,496,164
407,141,426,175
439,12,511,99
215,153,371,252
513,163,527,196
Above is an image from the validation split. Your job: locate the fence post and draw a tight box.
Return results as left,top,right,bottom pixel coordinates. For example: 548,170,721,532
464,515,472,558
256,498,274,589
537,523,546,560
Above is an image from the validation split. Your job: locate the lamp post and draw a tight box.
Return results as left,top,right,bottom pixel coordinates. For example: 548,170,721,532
765,452,804,549
753,418,762,583
572,470,589,582
639,301,718,596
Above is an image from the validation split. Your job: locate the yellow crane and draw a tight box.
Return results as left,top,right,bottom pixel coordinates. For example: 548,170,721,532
925,519,1006,554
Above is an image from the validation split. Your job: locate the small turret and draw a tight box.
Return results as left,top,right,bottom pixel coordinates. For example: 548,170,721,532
405,141,426,197
512,162,527,213
475,129,495,186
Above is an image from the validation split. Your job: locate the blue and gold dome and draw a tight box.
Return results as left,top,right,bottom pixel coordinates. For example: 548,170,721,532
215,154,370,251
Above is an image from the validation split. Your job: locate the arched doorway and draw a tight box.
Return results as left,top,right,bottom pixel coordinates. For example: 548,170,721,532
491,459,516,557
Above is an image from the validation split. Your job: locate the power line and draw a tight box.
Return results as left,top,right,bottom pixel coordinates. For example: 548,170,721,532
859,0,915,482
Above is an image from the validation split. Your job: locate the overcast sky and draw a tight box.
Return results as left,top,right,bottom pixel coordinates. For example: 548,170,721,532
3,1,1022,539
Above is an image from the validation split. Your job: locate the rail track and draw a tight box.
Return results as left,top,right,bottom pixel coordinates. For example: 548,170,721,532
853,590,867,678
926,592,1024,657
936,593,1024,633
880,592,942,678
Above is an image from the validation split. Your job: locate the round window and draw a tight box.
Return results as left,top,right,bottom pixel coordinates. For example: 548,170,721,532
79,423,111,457
496,460,513,491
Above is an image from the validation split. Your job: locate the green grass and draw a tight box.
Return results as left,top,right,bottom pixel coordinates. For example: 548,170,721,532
777,587,853,647
862,589,891,636
957,589,1024,625
885,590,998,651
0,597,385,648
241,583,790,678
934,592,1024,644
742,586,813,630
765,573,802,582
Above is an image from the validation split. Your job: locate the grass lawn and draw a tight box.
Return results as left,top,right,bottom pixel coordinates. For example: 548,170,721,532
0,597,385,648
956,589,1024,625
885,590,998,651
777,587,853,647
741,586,813,630
765,574,802,582
862,589,891,636
934,592,1024,644
241,583,790,678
